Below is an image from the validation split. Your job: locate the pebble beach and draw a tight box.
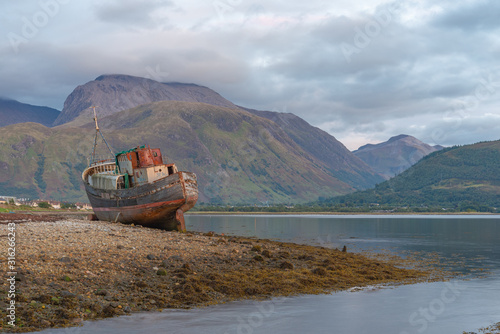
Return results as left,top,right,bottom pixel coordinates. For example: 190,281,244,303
1,213,440,332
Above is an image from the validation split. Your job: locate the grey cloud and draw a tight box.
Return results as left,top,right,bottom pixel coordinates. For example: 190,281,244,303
432,0,500,31
1,0,499,150
94,0,173,27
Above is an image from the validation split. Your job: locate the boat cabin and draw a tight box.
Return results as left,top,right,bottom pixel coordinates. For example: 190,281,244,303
116,145,178,187
85,145,177,190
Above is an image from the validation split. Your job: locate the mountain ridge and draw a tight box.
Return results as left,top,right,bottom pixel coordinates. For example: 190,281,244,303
353,134,442,179
321,139,500,211
53,74,240,126
0,98,60,128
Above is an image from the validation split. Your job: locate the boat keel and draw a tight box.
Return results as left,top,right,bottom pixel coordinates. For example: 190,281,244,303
175,208,186,232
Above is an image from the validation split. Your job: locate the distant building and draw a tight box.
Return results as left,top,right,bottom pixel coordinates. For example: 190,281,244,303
75,202,92,210
46,200,61,209
0,196,18,205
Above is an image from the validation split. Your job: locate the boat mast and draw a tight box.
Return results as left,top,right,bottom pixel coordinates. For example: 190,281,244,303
89,106,115,166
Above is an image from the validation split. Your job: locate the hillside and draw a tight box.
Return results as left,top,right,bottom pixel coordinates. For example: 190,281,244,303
353,134,442,179
0,101,382,204
53,74,239,125
320,140,500,211
0,98,60,127
242,107,383,189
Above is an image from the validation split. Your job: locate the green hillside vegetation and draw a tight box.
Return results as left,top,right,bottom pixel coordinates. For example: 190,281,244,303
0,101,376,204
314,140,500,212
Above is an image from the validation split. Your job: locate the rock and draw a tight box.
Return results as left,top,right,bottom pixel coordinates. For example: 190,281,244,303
36,294,52,304
262,250,272,258
50,296,61,305
40,320,51,327
169,255,183,262
312,267,327,276
251,245,262,252
49,282,62,289
59,257,72,263
62,275,72,282
278,251,290,258
117,245,125,249
60,290,76,298
204,231,215,237
146,254,156,260
33,278,46,285
95,289,109,296
135,281,148,288
253,255,264,262
124,306,132,313
156,268,168,276
280,261,294,270
102,304,117,316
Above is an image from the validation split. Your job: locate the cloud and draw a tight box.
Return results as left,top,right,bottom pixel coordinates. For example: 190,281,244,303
93,0,173,28
432,0,500,31
0,0,499,150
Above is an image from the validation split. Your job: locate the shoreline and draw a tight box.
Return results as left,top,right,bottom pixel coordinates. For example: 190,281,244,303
2,205,499,217
187,211,500,216
1,213,455,332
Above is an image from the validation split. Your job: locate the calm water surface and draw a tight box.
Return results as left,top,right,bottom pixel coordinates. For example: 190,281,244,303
39,215,500,334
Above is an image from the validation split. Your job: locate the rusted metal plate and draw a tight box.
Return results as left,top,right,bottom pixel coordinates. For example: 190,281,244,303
138,148,154,167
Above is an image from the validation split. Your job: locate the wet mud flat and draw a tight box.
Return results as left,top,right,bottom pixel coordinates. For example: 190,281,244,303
1,215,448,332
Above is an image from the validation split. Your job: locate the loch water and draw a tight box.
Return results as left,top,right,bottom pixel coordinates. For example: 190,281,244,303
39,215,500,334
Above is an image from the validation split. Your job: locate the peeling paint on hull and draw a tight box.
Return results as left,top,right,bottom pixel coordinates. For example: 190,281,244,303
83,169,198,231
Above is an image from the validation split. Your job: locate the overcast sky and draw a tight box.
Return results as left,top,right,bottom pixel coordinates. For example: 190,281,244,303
1,0,499,150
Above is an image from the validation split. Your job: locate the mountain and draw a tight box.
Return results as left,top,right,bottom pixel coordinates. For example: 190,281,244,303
2,74,385,203
353,134,443,179
54,74,383,191
242,107,383,189
52,74,239,125
0,100,382,204
322,140,500,211
0,98,60,127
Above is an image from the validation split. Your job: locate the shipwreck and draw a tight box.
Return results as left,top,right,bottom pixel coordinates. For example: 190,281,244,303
81,107,198,231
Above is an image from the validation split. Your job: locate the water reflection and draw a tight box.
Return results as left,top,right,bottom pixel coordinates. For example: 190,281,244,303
187,215,500,272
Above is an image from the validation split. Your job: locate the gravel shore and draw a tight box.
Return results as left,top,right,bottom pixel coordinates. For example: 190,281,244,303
1,214,437,332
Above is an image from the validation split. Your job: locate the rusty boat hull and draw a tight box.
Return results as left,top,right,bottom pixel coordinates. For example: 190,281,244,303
83,167,198,231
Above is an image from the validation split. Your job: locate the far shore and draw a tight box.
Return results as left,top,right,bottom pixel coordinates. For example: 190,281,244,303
187,211,500,216
3,206,498,217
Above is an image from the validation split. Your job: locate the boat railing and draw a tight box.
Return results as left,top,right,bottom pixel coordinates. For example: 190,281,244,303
88,157,116,167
